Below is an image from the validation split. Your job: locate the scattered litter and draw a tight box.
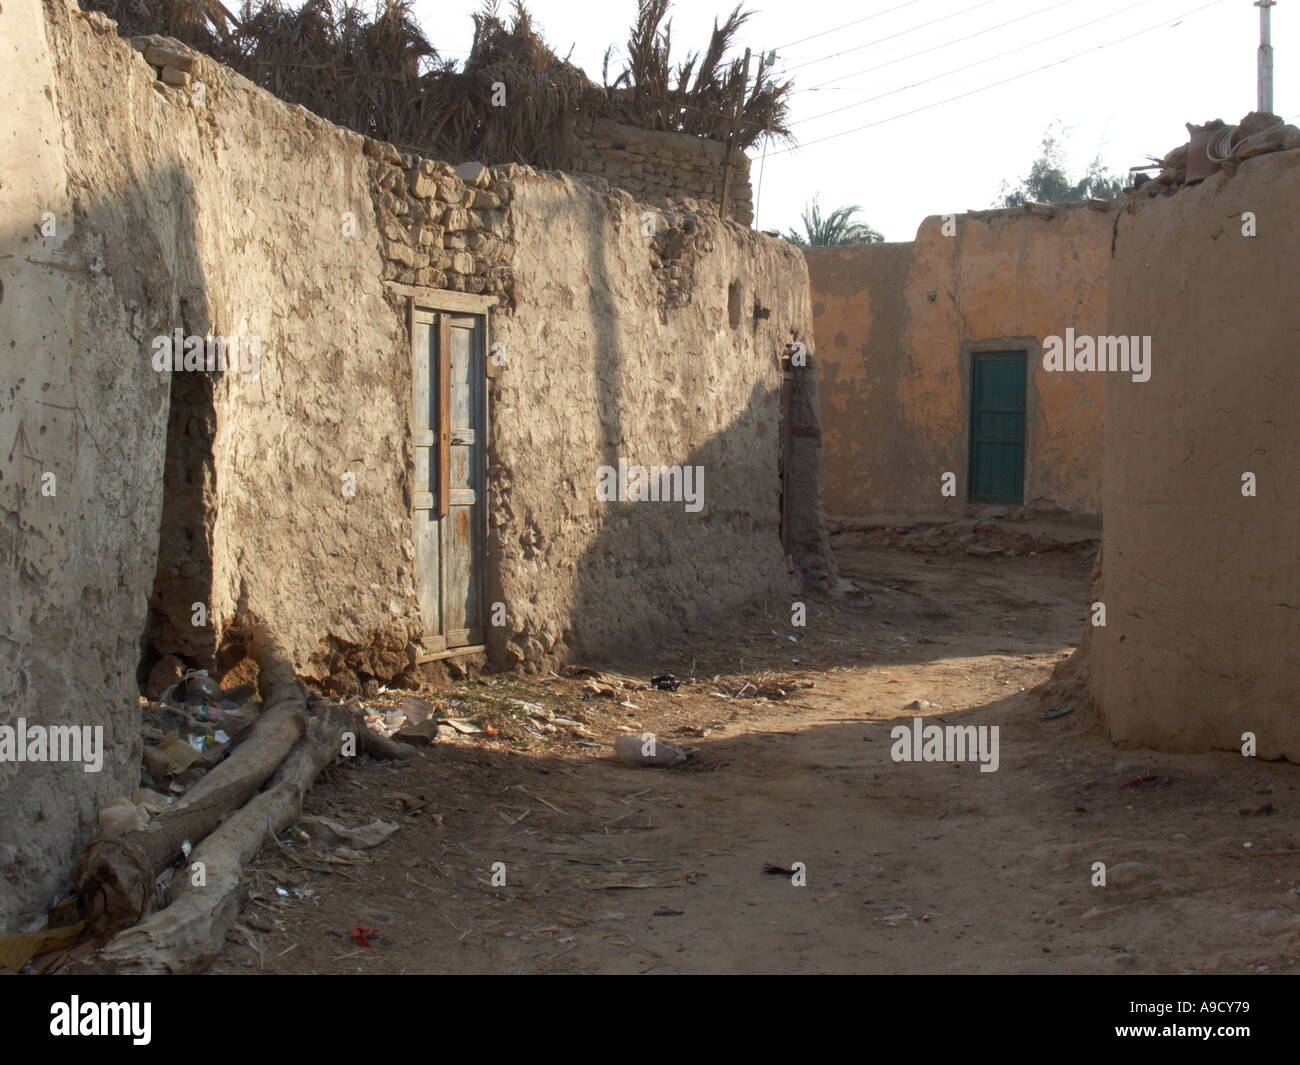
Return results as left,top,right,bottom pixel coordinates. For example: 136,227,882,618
150,731,202,775
1041,706,1074,720
98,797,150,836
650,674,680,692
906,699,933,711
876,912,936,927
1238,803,1275,816
563,665,603,678
184,670,222,703
400,697,434,724
298,817,400,850
0,922,85,972
614,733,687,768
439,718,482,735
350,925,377,947
132,788,173,815
584,678,618,698
1121,774,1158,788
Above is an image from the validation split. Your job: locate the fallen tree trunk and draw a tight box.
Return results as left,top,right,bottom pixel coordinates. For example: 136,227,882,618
94,704,349,973
93,702,414,973
75,625,309,932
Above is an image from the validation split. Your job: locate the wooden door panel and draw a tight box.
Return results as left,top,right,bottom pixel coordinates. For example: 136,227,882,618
969,352,1026,504
442,315,484,646
411,311,443,644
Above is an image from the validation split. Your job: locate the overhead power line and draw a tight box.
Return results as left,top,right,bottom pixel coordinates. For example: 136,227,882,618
771,0,926,52
798,0,1160,124
770,0,1229,155
795,0,1091,97
781,0,1000,75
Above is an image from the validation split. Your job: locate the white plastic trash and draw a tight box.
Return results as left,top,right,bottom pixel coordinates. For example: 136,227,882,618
614,733,686,768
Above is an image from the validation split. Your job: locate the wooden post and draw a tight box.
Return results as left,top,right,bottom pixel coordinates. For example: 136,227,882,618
719,47,752,221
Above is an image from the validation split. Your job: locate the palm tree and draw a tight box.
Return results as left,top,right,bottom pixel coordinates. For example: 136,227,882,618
785,196,883,247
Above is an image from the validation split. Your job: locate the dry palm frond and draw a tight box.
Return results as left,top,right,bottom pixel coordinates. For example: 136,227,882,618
81,0,791,163
604,1,791,149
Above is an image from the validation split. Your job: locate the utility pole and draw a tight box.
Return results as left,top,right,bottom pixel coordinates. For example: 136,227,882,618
1255,0,1276,114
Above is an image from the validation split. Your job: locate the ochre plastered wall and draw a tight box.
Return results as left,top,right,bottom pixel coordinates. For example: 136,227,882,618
808,205,1112,518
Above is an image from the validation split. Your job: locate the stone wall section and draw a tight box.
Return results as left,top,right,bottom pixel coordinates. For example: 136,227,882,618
569,118,753,227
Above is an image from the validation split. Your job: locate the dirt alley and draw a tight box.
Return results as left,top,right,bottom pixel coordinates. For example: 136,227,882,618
209,546,1300,974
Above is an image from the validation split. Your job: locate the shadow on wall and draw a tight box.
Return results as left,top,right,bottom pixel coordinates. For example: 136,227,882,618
564,207,806,661
572,379,793,659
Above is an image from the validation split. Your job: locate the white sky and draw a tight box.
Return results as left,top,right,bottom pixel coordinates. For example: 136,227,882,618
411,0,1296,241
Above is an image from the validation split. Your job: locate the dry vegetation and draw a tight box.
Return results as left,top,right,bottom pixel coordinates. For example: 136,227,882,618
81,0,792,165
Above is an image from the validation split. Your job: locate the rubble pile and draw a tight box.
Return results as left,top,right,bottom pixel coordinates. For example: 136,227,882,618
1133,111,1300,198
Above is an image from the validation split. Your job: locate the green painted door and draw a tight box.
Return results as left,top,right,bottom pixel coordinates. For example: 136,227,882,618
968,351,1026,504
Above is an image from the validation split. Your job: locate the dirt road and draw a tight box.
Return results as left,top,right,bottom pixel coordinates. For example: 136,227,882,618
211,547,1300,974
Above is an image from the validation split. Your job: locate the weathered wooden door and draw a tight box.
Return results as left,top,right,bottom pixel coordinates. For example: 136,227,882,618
412,309,487,651
968,351,1026,504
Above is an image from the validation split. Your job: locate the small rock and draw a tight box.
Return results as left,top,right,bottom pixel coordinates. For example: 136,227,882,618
395,721,438,747
144,45,198,73
453,161,488,187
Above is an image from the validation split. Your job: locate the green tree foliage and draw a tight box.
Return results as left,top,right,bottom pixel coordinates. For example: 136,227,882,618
785,196,884,247
999,123,1125,207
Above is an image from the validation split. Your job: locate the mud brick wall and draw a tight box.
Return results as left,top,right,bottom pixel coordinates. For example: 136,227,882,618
569,118,754,227
1091,147,1300,762
2,0,174,930
807,203,1113,520
1,0,831,925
